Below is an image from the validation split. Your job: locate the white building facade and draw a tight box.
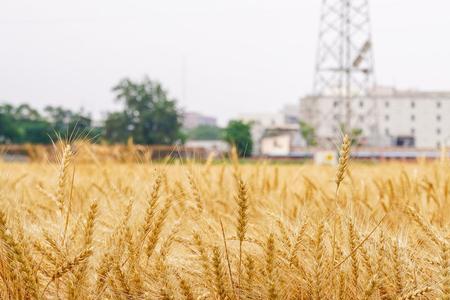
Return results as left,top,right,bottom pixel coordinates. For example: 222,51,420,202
237,107,301,155
237,112,290,155
260,126,306,156
300,87,450,148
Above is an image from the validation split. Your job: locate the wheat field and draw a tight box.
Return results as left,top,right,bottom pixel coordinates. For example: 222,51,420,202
0,142,449,299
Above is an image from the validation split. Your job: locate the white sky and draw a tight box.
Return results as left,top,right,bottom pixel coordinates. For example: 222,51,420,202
1,0,450,125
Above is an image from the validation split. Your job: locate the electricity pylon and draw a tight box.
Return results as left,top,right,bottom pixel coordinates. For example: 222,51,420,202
313,0,377,139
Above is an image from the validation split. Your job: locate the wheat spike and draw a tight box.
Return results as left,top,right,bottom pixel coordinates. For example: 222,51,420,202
56,144,73,212
440,240,450,300
313,222,325,300
235,175,249,294
335,134,351,190
400,286,432,299
177,274,195,300
348,220,359,294
265,233,277,300
212,246,227,300
145,197,172,259
141,172,162,238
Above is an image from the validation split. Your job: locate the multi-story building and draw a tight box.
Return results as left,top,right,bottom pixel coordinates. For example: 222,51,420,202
300,86,450,148
182,112,217,130
280,104,301,125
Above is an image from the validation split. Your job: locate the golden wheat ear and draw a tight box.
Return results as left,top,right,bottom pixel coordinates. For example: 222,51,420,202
235,175,249,295
335,134,351,191
176,273,195,300
55,144,73,213
212,246,228,300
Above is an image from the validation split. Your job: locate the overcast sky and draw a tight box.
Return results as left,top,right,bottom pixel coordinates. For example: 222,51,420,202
1,0,450,125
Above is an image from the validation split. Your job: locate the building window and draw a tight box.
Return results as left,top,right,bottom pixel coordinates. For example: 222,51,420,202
411,128,415,135
437,142,441,148
411,101,415,108
359,101,364,108
385,128,390,135
385,115,389,121
411,115,415,121
437,115,441,121
437,128,441,135
437,101,442,108
385,101,389,108
333,101,338,107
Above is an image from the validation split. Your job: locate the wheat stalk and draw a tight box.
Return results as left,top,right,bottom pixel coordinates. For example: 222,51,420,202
235,175,249,295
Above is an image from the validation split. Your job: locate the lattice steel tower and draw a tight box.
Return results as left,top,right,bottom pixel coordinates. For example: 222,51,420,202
313,0,376,135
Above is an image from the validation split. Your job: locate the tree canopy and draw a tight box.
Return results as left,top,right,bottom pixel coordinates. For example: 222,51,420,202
0,104,98,144
0,77,194,147
224,120,253,157
104,77,183,145
186,125,224,141
299,121,317,146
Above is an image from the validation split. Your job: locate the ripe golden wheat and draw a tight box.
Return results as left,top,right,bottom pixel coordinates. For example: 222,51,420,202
0,141,449,299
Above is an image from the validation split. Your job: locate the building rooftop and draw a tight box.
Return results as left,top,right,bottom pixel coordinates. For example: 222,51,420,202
303,86,450,99
372,86,450,98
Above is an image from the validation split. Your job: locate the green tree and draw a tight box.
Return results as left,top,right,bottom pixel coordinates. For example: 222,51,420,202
0,106,19,143
224,120,253,157
44,106,95,140
299,121,317,146
339,123,363,145
350,128,363,145
0,103,97,144
103,112,130,143
104,77,182,144
0,104,52,143
187,125,224,140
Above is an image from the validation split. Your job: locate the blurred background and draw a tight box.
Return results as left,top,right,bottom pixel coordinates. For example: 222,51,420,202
1,0,450,160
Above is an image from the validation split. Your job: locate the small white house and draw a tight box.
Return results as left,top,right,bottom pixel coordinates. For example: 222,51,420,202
261,134,291,156
260,126,306,156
